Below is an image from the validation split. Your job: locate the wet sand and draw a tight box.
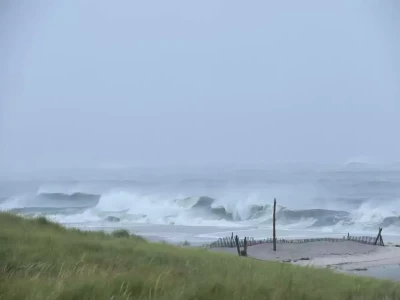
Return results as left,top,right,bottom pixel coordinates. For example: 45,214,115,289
211,241,379,262
349,264,400,281
211,241,400,280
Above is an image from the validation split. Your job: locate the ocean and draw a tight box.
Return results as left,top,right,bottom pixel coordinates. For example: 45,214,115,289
2,164,400,245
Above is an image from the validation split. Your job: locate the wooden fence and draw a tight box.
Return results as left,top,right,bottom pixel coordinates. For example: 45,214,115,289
207,235,382,248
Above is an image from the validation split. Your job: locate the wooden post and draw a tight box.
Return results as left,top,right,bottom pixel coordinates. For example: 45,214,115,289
376,227,385,246
273,198,277,251
243,237,248,256
374,227,383,246
380,234,385,246
231,232,234,247
235,235,241,256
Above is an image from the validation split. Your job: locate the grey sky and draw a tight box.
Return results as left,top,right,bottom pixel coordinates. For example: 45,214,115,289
1,1,399,173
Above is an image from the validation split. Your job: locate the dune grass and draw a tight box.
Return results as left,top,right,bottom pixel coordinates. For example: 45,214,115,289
1,213,400,300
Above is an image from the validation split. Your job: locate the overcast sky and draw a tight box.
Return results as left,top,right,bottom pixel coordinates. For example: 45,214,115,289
0,1,399,173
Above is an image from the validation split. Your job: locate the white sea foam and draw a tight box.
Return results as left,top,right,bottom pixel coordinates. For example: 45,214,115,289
2,168,400,235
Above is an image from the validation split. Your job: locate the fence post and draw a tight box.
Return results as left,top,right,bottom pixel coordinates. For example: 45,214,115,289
235,235,241,256
273,198,277,251
243,237,248,256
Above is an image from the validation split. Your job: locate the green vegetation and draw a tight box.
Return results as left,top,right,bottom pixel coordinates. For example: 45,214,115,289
180,240,191,246
1,213,400,300
110,229,132,238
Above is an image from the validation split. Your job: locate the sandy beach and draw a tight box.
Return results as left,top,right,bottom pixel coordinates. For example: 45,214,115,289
211,241,400,280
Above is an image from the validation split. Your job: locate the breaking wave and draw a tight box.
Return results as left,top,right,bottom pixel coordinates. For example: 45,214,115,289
38,192,100,201
50,192,276,226
3,170,400,233
1,189,399,232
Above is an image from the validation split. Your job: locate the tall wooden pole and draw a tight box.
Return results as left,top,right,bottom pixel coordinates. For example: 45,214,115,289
273,198,277,251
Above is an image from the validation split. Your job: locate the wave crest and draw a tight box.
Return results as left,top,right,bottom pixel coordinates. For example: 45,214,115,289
38,192,100,201
3,187,400,231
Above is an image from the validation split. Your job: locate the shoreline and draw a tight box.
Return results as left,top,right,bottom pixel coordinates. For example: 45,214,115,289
56,221,391,246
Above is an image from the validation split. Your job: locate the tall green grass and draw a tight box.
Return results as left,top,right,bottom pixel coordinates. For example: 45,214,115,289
1,212,399,299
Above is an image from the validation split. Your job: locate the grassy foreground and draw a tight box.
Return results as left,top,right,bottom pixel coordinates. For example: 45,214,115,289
1,214,400,300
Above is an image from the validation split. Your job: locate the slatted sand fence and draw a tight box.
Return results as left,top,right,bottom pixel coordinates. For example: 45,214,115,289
207,234,384,249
